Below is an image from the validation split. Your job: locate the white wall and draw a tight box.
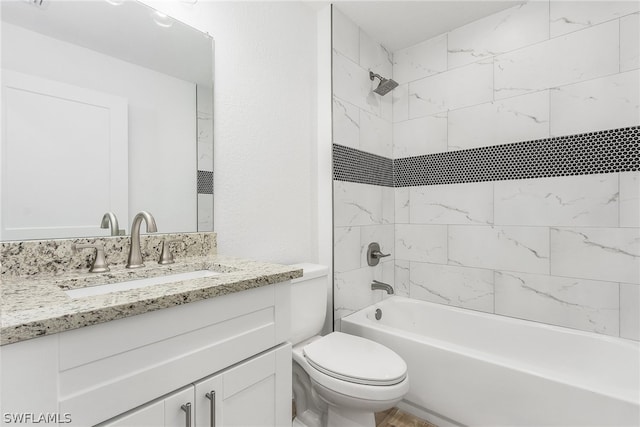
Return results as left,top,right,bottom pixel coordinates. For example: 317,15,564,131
144,1,323,264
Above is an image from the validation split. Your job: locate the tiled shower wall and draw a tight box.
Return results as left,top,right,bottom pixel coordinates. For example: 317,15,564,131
332,7,395,325
332,2,640,340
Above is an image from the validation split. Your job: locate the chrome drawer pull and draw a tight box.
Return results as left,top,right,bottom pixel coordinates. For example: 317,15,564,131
205,391,216,427
181,402,192,427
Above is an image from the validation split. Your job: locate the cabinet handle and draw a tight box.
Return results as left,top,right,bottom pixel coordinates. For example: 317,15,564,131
181,402,192,427
205,391,216,427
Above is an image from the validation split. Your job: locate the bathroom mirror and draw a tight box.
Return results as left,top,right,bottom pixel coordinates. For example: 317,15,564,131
0,0,213,241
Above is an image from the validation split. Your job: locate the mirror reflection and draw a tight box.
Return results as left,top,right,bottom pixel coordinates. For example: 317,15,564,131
0,0,214,241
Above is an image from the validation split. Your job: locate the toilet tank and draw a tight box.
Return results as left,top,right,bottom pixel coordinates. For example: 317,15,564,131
290,263,329,345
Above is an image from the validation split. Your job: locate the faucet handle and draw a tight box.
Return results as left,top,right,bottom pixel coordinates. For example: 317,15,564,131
158,239,183,265
367,242,391,266
72,243,110,273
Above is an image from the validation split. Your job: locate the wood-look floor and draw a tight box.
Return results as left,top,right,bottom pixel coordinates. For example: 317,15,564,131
293,402,436,427
375,408,438,427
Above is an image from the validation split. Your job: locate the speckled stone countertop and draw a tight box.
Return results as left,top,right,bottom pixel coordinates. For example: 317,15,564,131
1,233,302,345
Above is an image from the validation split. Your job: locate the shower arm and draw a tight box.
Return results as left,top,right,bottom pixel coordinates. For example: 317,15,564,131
369,71,383,82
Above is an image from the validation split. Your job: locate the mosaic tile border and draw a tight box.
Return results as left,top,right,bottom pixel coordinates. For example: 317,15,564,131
333,144,394,187
333,126,639,187
197,170,214,194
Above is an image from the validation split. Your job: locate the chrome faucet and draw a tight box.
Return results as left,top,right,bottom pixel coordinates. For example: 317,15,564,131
100,212,120,236
126,211,158,268
371,280,394,294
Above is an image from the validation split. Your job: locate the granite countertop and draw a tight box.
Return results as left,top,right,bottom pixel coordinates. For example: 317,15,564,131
0,255,302,346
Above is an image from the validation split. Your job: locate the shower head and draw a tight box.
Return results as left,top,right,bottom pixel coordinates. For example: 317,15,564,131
369,71,399,96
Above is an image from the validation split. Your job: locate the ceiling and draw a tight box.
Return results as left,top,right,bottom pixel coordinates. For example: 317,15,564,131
1,0,212,85
334,0,524,52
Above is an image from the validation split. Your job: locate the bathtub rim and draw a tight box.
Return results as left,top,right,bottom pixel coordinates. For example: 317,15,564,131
341,296,640,406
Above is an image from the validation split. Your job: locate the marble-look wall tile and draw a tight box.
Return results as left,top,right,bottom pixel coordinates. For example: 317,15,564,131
393,34,447,84
360,110,392,158
394,260,410,297
550,0,640,37
494,174,619,227
197,86,213,172
550,227,640,284
359,224,394,268
378,87,394,123
620,172,640,227
334,267,377,321
410,182,493,225
360,29,393,82
334,262,393,320
334,226,361,273
395,224,447,263
409,59,493,118
334,50,391,120
494,21,619,100
382,186,395,225
393,83,409,123
332,7,359,64
550,70,640,137
620,283,640,340
409,262,494,313
334,181,385,227
333,50,371,112
333,97,360,149
393,114,447,157
197,194,213,232
449,226,549,274
495,271,619,336
621,13,640,72
448,2,549,69
448,91,549,151
197,141,213,172
395,187,410,224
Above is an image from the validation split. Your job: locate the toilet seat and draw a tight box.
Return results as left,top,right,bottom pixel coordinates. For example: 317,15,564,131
303,332,407,386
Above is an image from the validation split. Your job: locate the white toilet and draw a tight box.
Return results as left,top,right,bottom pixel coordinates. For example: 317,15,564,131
290,263,409,427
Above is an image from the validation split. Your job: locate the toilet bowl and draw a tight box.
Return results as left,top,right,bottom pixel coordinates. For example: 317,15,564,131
290,264,409,427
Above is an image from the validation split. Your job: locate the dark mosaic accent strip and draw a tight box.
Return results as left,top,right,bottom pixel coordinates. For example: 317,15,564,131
333,127,639,187
197,170,213,194
394,126,639,187
333,144,394,187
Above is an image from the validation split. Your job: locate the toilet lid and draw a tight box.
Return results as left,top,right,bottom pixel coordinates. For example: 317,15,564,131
303,332,407,386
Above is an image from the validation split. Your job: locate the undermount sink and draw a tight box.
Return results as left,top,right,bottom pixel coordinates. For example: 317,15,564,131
64,270,221,299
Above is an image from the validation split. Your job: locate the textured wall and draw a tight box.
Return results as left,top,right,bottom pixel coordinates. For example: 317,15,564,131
143,1,320,264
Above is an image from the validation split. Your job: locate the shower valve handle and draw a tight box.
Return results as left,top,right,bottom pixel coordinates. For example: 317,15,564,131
367,242,390,266
371,250,390,258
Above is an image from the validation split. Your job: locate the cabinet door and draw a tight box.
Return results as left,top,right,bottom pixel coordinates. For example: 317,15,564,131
100,387,193,427
194,344,292,427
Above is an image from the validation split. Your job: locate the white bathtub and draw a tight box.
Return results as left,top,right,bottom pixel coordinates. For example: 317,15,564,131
341,296,640,427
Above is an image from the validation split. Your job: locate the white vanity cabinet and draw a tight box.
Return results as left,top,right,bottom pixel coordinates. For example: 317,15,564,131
0,281,292,427
101,344,291,427
193,344,291,427
99,386,194,427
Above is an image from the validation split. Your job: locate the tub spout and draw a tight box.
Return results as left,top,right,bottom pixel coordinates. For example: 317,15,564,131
371,280,394,294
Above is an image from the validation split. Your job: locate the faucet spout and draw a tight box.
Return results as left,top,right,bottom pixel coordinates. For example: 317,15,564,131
100,212,120,236
126,211,158,268
371,280,394,295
